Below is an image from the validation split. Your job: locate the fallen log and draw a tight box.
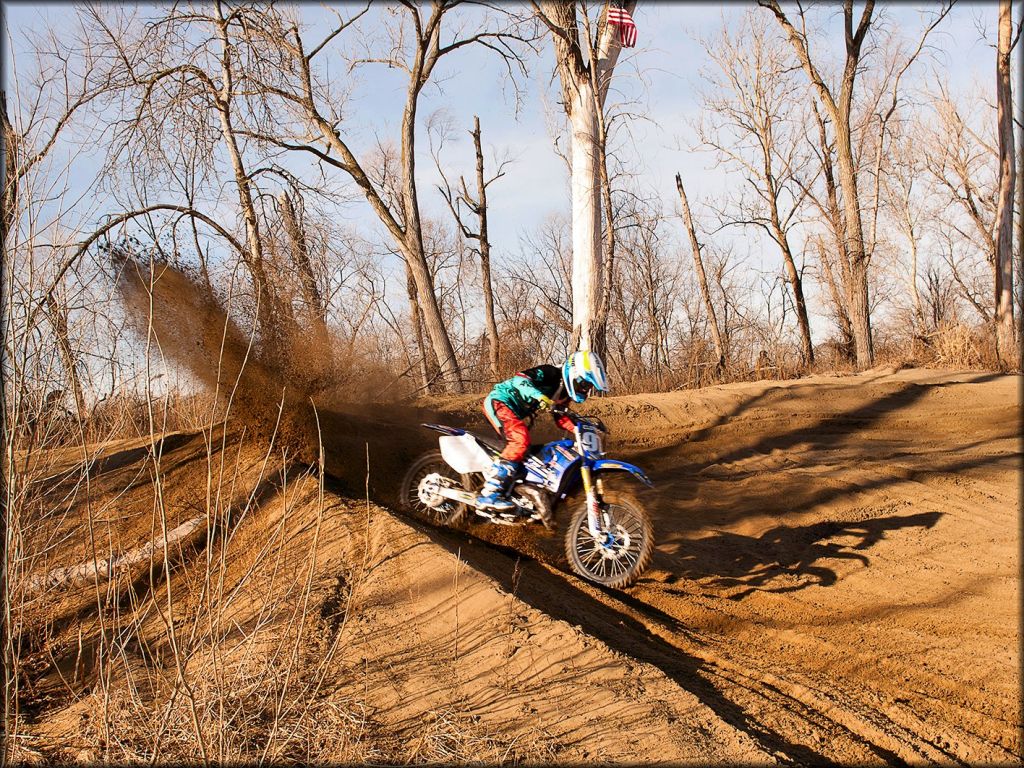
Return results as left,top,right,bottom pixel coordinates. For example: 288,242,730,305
24,515,207,597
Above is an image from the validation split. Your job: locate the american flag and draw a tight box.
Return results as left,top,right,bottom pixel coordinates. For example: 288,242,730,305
606,3,637,48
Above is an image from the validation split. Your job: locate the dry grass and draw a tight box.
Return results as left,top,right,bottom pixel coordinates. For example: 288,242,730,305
6,406,366,764
77,611,378,764
928,321,996,368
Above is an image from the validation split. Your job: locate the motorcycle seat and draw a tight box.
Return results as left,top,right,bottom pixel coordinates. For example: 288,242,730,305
470,431,552,460
468,431,502,453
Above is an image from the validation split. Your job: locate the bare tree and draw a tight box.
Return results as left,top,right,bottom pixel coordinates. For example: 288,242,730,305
994,0,1018,368
813,235,856,355
758,0,877,367
89,3,294,336
610,194,679,389
435,116,510,381
676,173,726,373
1017,92,1024,348
880,120,929,337
240,3,534,392
762,1,952,368
504,214,574,362
921,85,1001,325
697,13,814,367
534,0,636,353
278,191,326,324
2,22,121,424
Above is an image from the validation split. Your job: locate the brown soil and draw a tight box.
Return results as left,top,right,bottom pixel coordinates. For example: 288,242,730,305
15,367,1021,764
420,366,1022,763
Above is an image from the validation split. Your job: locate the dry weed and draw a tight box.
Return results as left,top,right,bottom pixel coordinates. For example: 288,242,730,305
404,704,557,765
930,322,989,368
79,621,379,764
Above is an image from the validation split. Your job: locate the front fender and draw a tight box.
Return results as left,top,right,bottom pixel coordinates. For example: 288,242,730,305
591,459,654,488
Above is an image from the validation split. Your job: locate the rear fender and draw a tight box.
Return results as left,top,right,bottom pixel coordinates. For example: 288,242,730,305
591,459,654,488
438,434,492,474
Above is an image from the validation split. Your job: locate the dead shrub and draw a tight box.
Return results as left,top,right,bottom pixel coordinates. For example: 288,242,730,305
929,322,991,368
79,625,378,764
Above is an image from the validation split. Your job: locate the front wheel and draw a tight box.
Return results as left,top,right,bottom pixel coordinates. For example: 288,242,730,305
564,491,653,589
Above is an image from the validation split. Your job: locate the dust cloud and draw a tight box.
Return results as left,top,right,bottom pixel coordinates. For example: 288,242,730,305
114,257,332,457
112,256,462,492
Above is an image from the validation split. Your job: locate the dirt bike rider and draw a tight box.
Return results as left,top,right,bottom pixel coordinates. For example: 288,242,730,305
476,351,609,512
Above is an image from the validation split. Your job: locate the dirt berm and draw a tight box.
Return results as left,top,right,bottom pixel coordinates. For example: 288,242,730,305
18,367,1021,764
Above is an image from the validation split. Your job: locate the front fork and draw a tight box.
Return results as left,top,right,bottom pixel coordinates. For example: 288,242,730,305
580,464,606,540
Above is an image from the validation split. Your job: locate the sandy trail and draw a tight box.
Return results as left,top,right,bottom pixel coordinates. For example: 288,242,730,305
420,368,1020,764
18,368,1019,764
324,506,771,764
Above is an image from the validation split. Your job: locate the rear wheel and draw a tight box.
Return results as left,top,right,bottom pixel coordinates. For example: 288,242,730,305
399,450,474,526
564,490,653,589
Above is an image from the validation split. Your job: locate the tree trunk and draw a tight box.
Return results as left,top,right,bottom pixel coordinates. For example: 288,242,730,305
26,514,207,596
471,117,501,380
569,84,604,353
1016,84,1024,349
214,6,275,338
676,173,726,373
755,114,813,366
816,239,856,358
777,235,814,366
642,262,665,388
45,293,86,421
593,74,616,362
761,0,875,368
401,80,462,392
403,243,460,391
278,191,326,322
284,9,464,393
767,186,813,365
405,265,431,392
1,93,17,250
541,0,634,355
994,0,1017,368
908,228,926,333
808,103,856,361
833,118,874,368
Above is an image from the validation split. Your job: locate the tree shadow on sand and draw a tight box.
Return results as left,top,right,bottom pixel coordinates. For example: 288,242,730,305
662,511,943,600
624,374,1018,535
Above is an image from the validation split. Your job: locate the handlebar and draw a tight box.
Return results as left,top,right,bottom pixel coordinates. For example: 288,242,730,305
551,406,610,435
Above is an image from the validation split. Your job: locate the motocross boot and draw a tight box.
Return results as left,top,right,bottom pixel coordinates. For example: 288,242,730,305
475,459,521,512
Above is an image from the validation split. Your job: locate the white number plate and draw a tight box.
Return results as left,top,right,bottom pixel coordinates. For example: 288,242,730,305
579,430,602,454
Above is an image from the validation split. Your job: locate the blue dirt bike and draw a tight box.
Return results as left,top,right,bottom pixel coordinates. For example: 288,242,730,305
400,407,655,589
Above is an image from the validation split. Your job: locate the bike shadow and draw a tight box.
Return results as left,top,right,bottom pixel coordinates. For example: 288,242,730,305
416,521,838,765
655,511,943,600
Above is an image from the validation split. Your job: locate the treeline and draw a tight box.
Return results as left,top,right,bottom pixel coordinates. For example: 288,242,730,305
3,2,1021,439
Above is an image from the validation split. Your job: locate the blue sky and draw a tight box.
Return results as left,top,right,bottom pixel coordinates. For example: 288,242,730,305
275,1,998,264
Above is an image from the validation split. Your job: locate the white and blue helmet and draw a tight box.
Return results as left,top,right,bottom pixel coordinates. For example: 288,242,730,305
562,350,609,403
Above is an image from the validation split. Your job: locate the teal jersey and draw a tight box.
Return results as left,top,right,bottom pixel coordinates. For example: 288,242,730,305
485,364,567,421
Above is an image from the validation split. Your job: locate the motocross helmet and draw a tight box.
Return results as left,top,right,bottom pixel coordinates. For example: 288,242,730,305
562,350,609,403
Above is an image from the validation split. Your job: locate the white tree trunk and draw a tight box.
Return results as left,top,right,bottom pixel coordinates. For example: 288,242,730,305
570,83,603,352
994,0,1017,368
542,1,634,354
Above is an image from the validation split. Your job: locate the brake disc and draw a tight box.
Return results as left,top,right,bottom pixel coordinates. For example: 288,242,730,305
417,472,446,507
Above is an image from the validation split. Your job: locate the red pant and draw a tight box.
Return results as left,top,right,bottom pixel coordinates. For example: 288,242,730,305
484,401,530,461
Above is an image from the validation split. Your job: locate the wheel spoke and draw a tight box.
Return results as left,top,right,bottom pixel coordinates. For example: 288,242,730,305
578,542,602,565
566,496,651,586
